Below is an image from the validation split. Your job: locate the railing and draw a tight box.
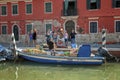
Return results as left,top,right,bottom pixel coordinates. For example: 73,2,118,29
61,8,78,16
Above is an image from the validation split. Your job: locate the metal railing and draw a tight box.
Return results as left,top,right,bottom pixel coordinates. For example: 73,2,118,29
61,8,78,16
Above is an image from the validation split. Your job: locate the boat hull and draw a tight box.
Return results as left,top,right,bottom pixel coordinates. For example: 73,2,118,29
18,53,104,65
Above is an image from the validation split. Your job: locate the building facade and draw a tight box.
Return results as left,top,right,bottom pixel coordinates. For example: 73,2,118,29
0,0,120,43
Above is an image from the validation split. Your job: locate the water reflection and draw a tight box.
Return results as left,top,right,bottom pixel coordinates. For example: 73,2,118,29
15,67,18,80
0,61,120,80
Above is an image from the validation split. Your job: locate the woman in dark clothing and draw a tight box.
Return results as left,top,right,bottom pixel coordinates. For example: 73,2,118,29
48,39,55,55
32,29,37,46
46,29,51,45
70,29,77,44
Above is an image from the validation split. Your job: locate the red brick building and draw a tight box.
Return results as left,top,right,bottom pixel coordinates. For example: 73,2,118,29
0,0,120,43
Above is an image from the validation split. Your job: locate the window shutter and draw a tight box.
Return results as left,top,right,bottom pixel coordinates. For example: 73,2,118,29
75,0,77,9
112,0,116,8
2,6,6,15
63,1,65,15
46,3,52,12
26,4,32,13
46,24,52,33
13,5,18,14
86,0,90,9
116,21,120,32
90,22,93,33
97,0,100,9
2,26,7,34
94,22,97,33
26,24,32,34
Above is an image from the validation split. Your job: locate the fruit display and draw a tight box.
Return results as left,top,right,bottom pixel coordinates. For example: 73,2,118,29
22,48,47,54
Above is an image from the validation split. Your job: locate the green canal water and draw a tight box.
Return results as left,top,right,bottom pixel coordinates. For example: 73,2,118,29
0,61,120,80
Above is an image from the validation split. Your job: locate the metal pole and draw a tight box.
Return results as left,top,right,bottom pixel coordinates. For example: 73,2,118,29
102,28,106,47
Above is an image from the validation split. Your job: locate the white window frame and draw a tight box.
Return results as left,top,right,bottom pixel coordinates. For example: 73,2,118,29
115,20,120,33
45,21,52,34
89,21,98,34
44,1,53,14
12,4,19,16
25,23,33,34
1,5,7,16
1,24,7,35
25,2,33,15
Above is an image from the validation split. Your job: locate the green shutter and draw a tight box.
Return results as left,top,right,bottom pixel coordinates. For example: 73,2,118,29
26,4,32,13
45,3,52,12
2,6,6,15
2,26,7,34
90,22,97,33
112,0,116,8
94,22,97,33
26,24,32,34
97,0,100,9
46,24,52,33
116,21,120,32
13,5,18,14
87,0,90,9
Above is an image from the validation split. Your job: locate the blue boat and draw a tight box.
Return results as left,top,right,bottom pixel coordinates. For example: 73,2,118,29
18,45,105,65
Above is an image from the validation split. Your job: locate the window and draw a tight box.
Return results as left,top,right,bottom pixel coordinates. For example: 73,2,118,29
12,4,18,15
115,21,120,32
45,2,52,13
26,3,32,14
26,24,33,34
1,5,7,16
87,0,100,10
112,0,120,8
1,25,7,34
46,24,52,33
90,21,97,33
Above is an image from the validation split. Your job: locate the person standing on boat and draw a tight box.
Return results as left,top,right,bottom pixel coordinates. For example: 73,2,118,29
57,32,65,47
64,30,68,47
29,30,33,46
53,31,58,45
32,28,37,46
46,29,51,45
48,38,55,56
25,32,29,46
70,29,77,44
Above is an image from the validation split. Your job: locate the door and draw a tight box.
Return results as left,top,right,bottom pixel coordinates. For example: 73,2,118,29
65,20,75,40
13,25,19,41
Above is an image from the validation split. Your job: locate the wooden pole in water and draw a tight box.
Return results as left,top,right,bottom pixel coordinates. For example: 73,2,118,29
102,28,106,48
11,33,18,58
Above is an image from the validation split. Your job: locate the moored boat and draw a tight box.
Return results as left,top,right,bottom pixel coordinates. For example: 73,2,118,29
18,44,105,65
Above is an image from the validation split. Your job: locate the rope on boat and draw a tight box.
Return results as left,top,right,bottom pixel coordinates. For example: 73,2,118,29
102,28,106,48
11,33,18,57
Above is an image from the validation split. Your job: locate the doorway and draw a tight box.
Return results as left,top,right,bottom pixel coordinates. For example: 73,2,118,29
13,25,19,41
65,20,75,40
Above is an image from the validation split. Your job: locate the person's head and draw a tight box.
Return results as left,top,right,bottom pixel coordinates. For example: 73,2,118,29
33,28,37,32
72,29,75,33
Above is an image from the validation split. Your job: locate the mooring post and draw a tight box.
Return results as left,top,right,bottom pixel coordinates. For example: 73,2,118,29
102,28,106,48
11,33,18,58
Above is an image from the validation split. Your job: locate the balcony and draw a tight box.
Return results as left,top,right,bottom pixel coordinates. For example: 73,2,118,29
61,8,78,16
